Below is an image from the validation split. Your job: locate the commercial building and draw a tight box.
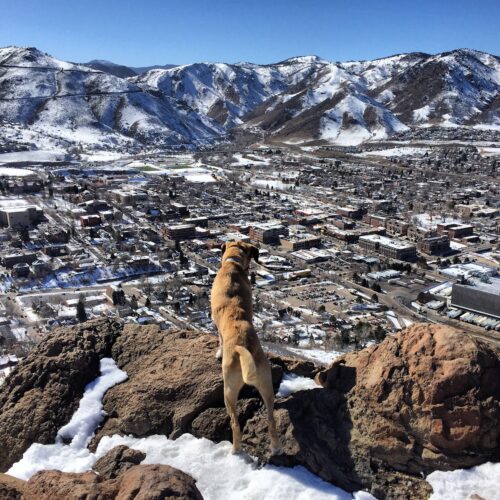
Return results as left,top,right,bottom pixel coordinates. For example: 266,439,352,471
0,206,43,229
164,224,196,241
249,222,288,245
359,234,417,261
451,277,500,320
418,236,451,255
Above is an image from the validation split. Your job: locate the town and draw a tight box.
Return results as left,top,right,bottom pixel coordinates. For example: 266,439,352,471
0,136,499,381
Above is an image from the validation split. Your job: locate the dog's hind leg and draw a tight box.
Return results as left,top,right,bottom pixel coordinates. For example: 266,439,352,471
216,333,223,360
223,368,244,454
255,362,282,455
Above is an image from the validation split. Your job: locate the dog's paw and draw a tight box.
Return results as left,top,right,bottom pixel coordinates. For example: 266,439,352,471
215,348,222,360
231,446,242,455
271,446,283,456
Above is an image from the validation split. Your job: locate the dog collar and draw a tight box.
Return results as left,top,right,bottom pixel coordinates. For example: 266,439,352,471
224,256,243,265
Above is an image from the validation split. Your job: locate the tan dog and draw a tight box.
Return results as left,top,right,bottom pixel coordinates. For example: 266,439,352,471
211,241,281,455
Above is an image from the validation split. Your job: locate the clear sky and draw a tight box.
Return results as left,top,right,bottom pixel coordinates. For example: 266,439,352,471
1,0,499,65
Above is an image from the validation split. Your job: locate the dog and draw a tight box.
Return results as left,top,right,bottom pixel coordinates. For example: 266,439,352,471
211,240,281,455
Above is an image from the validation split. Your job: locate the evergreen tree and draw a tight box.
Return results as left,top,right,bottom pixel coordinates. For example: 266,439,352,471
76,296,87,322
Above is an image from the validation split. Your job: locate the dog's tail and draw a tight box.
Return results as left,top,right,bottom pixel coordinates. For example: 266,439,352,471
234,345,258,386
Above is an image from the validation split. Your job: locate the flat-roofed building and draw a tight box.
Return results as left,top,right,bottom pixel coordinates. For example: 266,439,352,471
451,277,500,320
281,233,321,251
249,222,288,245
164,223,196,241
359,234,417,261
0,205,43,229
418,235,451,255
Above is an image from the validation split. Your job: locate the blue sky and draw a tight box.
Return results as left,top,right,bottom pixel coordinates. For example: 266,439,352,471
1,0,499,65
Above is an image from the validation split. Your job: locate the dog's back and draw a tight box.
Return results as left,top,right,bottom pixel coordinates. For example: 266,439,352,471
210,241,281,454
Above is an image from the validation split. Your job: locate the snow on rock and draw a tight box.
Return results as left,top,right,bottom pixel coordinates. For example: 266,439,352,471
7,357,127,480
94,434,373,500
277,372,320,397
427,462,500,500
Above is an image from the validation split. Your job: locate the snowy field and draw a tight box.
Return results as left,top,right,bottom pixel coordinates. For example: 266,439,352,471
0,167,37,177
356,147,429,157
0,150,66,164
6,355,499,499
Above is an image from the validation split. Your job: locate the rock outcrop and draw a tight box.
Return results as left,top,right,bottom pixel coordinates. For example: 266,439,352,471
242,323,500,498
0,318,123,471
0,447,203,499
0,319,498,500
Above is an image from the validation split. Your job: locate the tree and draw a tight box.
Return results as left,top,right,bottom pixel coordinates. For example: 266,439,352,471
76,296,87,322
371,293,378,303
130,295,138,310
145,297,151,308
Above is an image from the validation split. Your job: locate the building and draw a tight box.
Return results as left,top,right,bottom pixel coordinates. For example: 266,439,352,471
249,222,288,245
359,234,417,261
80,215,101,227
336,206,363,220
281,230,321,251
164,224,196,241
0,205,43,229
2,253,38,268
451,277,500,320
418,236,451,255
386,218,409,237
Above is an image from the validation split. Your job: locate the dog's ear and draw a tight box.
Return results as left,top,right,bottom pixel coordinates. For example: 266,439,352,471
250,245,259,263
220,242,226,256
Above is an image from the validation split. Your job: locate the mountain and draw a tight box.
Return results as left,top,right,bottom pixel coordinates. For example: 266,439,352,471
131,64,178,74
0,47,221,150
84,59,138,78
0,46,498,151
82,61,179,78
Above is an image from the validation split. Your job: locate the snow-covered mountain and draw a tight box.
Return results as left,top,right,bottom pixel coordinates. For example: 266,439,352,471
0,47,221,151
0,46,498,150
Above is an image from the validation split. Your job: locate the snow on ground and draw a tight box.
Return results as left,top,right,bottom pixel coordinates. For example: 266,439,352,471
287,347,342,365
413,213,461,230
478,147,500,157
427,462,500,500
450,241,467,250
0,150,66,164
277,373,320,397
80,151,125,162
0,167,37,177
230,153,270,167
8,358,127,480
356,147,429,157
6,352,500,500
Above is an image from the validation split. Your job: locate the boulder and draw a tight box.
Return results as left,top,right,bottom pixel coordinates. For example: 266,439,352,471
93,445,146,479
0,464,203,500
0,318,123,471
241,323,500,498
91,326,226,445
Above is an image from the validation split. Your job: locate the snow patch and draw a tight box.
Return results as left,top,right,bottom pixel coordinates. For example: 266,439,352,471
7,358,127,480
277,373,320,397
427,462,500,500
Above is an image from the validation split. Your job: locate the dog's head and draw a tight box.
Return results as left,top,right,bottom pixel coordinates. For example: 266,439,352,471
221,240,259,271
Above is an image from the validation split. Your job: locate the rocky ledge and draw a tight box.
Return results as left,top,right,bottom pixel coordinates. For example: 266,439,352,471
0,319,498,499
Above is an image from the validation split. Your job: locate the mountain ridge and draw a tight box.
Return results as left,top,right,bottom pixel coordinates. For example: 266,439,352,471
0,46,498,150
